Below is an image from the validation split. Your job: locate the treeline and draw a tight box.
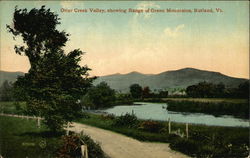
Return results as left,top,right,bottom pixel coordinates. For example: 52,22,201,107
129,83,168,99
186,81,249,98
166,100,249,119
80,82,169,109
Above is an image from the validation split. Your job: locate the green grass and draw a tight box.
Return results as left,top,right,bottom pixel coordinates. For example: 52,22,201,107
0,116,62,158
0,102,27,115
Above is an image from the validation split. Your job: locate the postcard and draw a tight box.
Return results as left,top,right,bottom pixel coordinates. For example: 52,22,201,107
0,1,249,158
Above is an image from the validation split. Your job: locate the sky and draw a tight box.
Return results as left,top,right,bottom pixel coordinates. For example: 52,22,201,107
0,1,249,78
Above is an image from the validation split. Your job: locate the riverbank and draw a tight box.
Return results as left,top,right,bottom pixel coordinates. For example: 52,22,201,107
76,112,249,158
166,99,249,119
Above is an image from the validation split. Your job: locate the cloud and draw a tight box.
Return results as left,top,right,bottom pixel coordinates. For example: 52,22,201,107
135,2,160,19
60,1,84,8
164,24,185,38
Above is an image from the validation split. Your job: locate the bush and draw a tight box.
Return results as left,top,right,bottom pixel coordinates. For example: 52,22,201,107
80,134,107,158
169,138,199,156
101,114,115,120
139,120,164,133
113,113,139,128
57,134,107,158
57,135,82,158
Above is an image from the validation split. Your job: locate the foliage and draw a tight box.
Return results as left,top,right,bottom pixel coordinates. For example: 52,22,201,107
78,113,249,158
79,134,107,158
57,135,82,158
139,120,164,133
169,128,249,158
57,134,107,158
101,114,116,120
129,84,143,99
186,81,226,98
0,80,14,101
142,86,151,98
7,6,94,131
81,82,116,109
166,100,249,119
186,81,249,98
113,113,139,128
115,93,133,105
169,138,199,156
233,81,249,98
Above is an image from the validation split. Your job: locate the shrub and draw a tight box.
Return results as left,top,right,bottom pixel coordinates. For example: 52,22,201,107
57,134,107,158
113,113,139,128
57,135,82,158
169,138,199,156
80,134,107,158
139,120,164,133
101,114,115,120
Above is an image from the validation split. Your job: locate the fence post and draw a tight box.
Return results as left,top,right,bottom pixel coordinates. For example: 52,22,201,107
80,130,84,136
186,123,189,138
37,117,41,128
168,118,171,134
85,145,88,158
66,122,69,136
81,145,88,158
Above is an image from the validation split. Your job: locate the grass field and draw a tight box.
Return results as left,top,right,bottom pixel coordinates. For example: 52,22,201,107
0,102,26,115
0,115,62,158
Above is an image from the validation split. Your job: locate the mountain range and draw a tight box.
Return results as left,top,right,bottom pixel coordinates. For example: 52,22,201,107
0,68,248,92
93,68,248,92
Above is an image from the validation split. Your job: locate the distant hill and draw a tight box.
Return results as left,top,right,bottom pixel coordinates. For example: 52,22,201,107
0,71,25,85
94,68,248,92
0,68,248,92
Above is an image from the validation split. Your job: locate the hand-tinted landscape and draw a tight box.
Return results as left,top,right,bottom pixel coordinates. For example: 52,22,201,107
0,1,249,158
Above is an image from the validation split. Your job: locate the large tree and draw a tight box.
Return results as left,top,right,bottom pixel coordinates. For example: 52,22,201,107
7,6,94,131
81,82,116,109
129,84,142,99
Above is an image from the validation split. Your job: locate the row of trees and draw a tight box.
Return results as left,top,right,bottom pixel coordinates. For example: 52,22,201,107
129,84,168,99
186,81,249,98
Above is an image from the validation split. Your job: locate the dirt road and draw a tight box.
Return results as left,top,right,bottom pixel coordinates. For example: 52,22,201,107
69,123,190,158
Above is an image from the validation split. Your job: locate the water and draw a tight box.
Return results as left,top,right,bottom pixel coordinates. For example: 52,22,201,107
103,102,249,127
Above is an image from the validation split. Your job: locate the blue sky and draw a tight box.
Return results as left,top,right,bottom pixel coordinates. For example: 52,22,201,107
0,1,249,78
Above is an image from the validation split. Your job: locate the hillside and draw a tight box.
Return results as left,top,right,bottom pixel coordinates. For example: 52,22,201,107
0,68,247,92
0,71,24,85
94,68,248,92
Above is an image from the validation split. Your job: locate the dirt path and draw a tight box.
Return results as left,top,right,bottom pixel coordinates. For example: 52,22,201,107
69,123,190,158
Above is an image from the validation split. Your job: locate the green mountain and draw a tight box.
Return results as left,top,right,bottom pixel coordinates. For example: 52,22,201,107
94,68,248,92
0,68,247,93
